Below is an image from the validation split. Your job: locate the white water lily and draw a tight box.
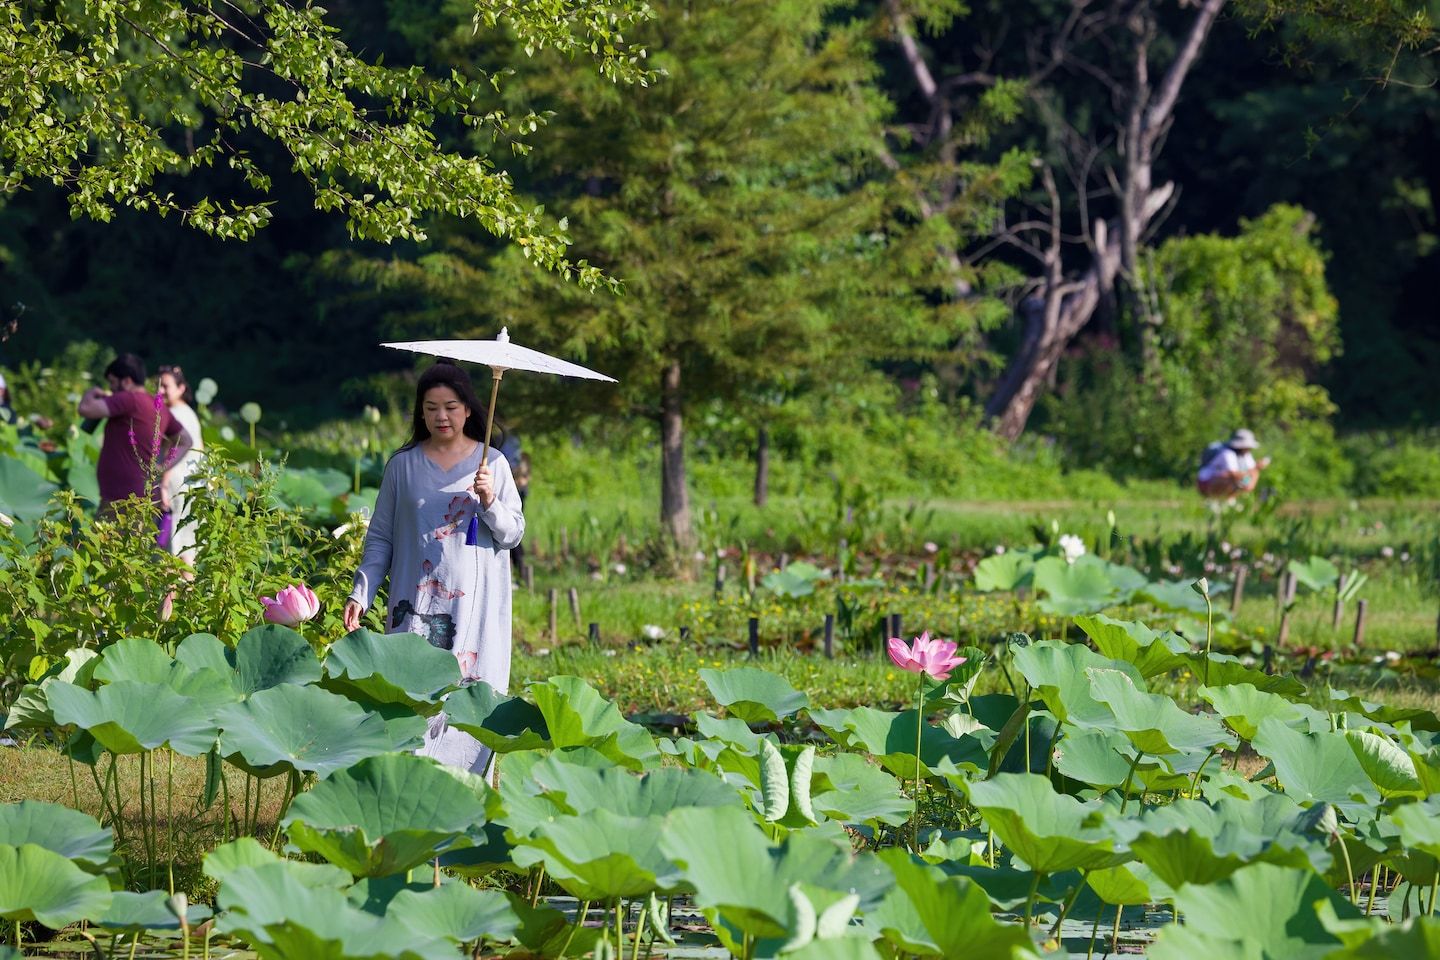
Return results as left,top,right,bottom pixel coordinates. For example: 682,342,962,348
1058,534,1086,564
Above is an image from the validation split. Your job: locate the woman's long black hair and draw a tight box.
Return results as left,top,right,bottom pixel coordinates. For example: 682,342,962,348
397,362,503,453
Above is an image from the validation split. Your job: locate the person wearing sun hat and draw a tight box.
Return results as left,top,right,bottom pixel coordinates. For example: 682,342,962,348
1197,428,1271,498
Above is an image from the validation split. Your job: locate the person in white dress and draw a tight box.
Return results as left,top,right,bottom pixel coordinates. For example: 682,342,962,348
1197,428,1270,498
158,365,205,564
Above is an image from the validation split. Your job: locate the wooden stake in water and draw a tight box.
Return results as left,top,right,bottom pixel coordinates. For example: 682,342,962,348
523,564,534,592
1230,565,1247,614
547,589,558,642
588,622,600,648
748,617,760,656
823,614,835,659
714,563,726,597
568,587,582,628
1333,573,1349,630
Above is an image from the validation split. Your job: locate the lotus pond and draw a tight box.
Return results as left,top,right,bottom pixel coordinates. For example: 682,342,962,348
7,610,1440,959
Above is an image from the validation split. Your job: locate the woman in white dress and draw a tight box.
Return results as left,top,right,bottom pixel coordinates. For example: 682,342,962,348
158,365,204,564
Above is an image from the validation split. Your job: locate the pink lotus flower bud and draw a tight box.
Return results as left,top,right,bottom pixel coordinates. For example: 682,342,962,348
260,584,321,626
886,631,966,681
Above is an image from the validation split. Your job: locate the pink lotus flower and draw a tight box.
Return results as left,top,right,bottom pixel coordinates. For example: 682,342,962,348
887,631,966,680
261,584,321,626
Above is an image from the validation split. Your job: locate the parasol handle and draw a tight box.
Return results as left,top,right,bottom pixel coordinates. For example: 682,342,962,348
477,368,504,488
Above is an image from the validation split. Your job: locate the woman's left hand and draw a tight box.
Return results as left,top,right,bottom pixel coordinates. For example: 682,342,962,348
455,650,478,679
472,461,495,508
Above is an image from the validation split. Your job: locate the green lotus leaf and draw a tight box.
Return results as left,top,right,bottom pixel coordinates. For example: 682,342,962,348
0,458,59,522
1138,579,1215,616
217,683,395,778
866,848,1037,959
514,809,679,900
386,884,521,943
97,890,213,932
1329,688,1440,732
1345,730,1423,798
276,469,341,512
1389,796,1440,860
784,938,886,960
217,861,455,960
660,806,891,944
1193,653,1306,697
1087,667,1235,760
807,705,988,779
810,753,913,827
434,821,514,878
528,675,659,769
1033,555,1120,616
1316,904,1440,958
1114,793,1315,889
234,623,322,695
1147,862,1357,960
4,649,102,732
1087,862,1166,906
972,552,1034,592
93,637,173,685
1200,683,1319,742
1075,614,1190,678
700,667,808,724
761,561,825,598
0,843,112,928
283,753,485,878
204,837,353,888
173,633,230,675
47,679,218,756
1053,728,1137,790
0,801,113,872
323,630,458,714
1288,556,1340,594
1012,640,1139,728
524,749,740,818
965,773,1126,874
1252,718,1380,812
694,711,765,752
442,681,550,753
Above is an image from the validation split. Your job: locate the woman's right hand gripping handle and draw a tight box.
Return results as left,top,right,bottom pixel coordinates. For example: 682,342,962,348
342,599,365,633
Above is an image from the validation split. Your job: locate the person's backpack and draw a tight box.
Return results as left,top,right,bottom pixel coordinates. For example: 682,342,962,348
1198,441,1228,472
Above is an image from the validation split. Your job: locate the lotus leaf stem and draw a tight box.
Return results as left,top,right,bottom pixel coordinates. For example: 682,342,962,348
1188,746,1221,798
1119,751,1145,815
1429,868,1438,915
530,864,547,907
1087,907,1102,959
167,747,176,894
1336,833,1356,905
556,899,589,959
1366,866,1382,916
1050,870,1089,939
68,751,80,809
1022,870,1045,926
913,673,925,851
129,931,140,960
630,898,648,960
1111,904,1123,951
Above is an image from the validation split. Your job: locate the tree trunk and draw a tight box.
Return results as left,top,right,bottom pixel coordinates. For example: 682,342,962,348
753,426,770,508
660,361,694,550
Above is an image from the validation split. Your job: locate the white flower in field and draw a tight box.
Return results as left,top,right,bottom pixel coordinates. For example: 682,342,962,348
1220,542,1232,555
0,512,12,528
613,562,628,575
331,522,352,539
1385,650,1402,664
603,649,617,657
1230,549,1244,560
534,647,552,657
1240,655,1256,667
924,541,939,554
642,624,665,640
1262,552,1275,565
1058,534,1085,564
994,545,1006,555
1381,546,1395,559
590,571,603,581
694,551,707,562
1402,552,1411,563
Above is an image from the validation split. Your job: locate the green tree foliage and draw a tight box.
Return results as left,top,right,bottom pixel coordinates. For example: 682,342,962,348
1044,205,1348,493
343,0,1028,544
0,0,657,287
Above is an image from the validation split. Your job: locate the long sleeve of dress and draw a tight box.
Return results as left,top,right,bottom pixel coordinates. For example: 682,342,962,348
477,451,525,550
350,458,399,609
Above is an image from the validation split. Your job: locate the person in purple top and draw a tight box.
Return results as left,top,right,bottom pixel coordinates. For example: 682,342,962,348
76,353,193,515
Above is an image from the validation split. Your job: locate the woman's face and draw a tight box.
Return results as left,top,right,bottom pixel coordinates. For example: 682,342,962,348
422,385,469,440
158,372,185,408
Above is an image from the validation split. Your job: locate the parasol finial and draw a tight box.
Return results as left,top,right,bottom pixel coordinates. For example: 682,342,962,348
497,327,509,343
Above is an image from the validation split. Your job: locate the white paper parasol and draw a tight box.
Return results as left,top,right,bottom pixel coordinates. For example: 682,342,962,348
382,328,616,493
